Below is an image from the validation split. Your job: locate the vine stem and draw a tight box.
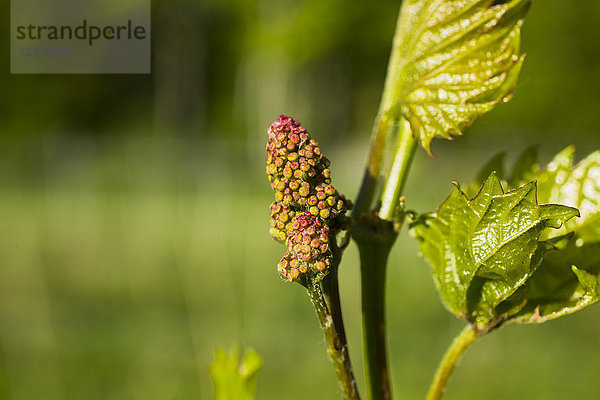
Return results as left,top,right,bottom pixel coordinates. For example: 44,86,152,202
351,3,420,399
354,118,415,400
305,275,360,400
354,220,397,400
426,325,480,400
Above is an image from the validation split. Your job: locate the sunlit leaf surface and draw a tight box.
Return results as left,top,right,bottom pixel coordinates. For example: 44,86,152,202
410,173,578,329
501,147,600,324
385,0,530,152
426,147,600,328
536,148,600,242
505,238,600,325
475,146,600,243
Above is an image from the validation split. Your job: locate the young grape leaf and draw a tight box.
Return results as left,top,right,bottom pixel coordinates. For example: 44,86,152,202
517,203,600,325
209,346,262,400
409,173,578,329
467,237,555,328
536,148,600,242
504,238,600,325
454,147,600,327
475,147,600,242
384,0,530,152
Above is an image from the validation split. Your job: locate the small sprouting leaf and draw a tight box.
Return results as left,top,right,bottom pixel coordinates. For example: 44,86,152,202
410,173,578,329
384,0,530,152
209,346,262,400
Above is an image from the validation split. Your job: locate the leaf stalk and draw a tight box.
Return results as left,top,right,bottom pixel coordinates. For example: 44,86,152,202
379,118,417,220
426,325,480,400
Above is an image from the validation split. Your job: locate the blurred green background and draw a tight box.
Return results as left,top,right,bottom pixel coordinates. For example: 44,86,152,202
2,0,600,399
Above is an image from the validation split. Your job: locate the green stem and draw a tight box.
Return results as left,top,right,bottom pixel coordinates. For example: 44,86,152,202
353,217,397,400
322,239,349,348
350,4,419,400
360,239,394,400
305,277,360,400
379,118,417,220
426,325,480,400
353,75,417,400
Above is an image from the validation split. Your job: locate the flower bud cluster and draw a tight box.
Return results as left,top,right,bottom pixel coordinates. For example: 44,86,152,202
265,115,352,282
277,212,332,281
266,115,352,229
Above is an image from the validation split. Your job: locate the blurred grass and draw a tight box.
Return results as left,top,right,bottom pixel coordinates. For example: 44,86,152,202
1,134,599,400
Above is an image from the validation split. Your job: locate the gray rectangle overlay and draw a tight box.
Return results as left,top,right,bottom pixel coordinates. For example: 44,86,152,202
11,0,151,74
